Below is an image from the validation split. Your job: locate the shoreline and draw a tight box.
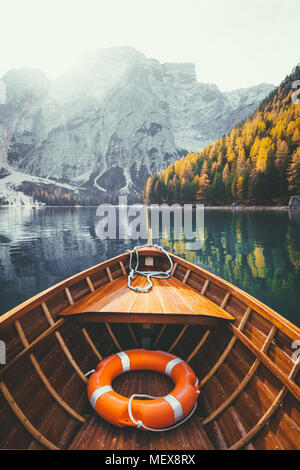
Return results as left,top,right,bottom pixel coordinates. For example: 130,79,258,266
0,204,299,210
202,205,291,211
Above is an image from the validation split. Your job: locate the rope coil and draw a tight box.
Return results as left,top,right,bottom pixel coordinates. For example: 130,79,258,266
126,244,173,292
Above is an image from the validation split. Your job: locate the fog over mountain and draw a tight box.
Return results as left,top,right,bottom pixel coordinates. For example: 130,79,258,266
0,47,275,203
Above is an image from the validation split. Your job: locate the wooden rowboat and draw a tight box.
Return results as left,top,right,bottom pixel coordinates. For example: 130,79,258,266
0,246,299,450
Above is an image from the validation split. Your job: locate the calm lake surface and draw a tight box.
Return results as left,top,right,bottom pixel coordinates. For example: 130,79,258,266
0,207,299,326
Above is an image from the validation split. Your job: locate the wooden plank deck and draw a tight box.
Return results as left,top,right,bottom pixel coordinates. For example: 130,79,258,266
69,370,214,450
59,275,234,325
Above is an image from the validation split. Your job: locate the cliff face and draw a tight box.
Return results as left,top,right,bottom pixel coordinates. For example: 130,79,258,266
0,47,274,198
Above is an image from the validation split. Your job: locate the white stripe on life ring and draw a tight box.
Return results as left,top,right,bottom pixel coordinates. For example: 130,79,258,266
90,385,113,408
163,394,183,422
165,357,183,376
116,351,130,372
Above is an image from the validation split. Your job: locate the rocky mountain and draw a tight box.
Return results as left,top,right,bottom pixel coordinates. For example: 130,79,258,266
0,47,274,203
146,64,300,206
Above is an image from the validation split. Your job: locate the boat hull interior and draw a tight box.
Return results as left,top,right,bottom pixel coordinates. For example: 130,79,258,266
0,248,299,450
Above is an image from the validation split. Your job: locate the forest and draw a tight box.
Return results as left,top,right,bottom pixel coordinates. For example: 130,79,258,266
3,181,143,206
144,65,300,206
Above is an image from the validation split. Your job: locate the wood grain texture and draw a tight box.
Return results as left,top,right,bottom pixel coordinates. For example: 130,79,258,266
232,325,300,402
0,246,299,450
59,275,234,323
14,320,86,424
69,370,214,450
0,381,59,450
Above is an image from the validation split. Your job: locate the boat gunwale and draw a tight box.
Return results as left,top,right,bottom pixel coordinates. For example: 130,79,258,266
169,251,300,341
0,247,300,451
0,247,299,342
0,251,131,328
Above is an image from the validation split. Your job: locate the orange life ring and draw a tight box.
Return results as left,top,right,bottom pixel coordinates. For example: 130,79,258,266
87,349,199,430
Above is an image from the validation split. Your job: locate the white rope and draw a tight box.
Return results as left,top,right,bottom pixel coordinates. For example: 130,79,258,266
127,393,199,432
126,244,174,292
85,369,96,377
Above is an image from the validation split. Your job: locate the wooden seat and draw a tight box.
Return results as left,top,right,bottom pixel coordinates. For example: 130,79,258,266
60,275,234,325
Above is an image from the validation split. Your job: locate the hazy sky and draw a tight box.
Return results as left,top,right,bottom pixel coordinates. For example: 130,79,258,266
1,0,299,91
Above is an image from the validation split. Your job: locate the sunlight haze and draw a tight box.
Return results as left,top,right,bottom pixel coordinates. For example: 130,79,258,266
0,0,299,90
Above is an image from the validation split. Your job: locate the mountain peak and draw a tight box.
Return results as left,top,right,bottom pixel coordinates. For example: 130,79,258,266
1,68,50,105
0,48,276,203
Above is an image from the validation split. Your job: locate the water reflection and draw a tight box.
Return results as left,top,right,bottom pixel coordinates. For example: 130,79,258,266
159,210,300,326
0,207,299,326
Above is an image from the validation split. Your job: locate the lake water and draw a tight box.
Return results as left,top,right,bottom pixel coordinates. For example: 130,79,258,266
0,207,299,326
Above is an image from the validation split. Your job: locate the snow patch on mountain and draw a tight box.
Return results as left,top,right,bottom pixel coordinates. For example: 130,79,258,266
0,47,275,203
0,168,80,205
